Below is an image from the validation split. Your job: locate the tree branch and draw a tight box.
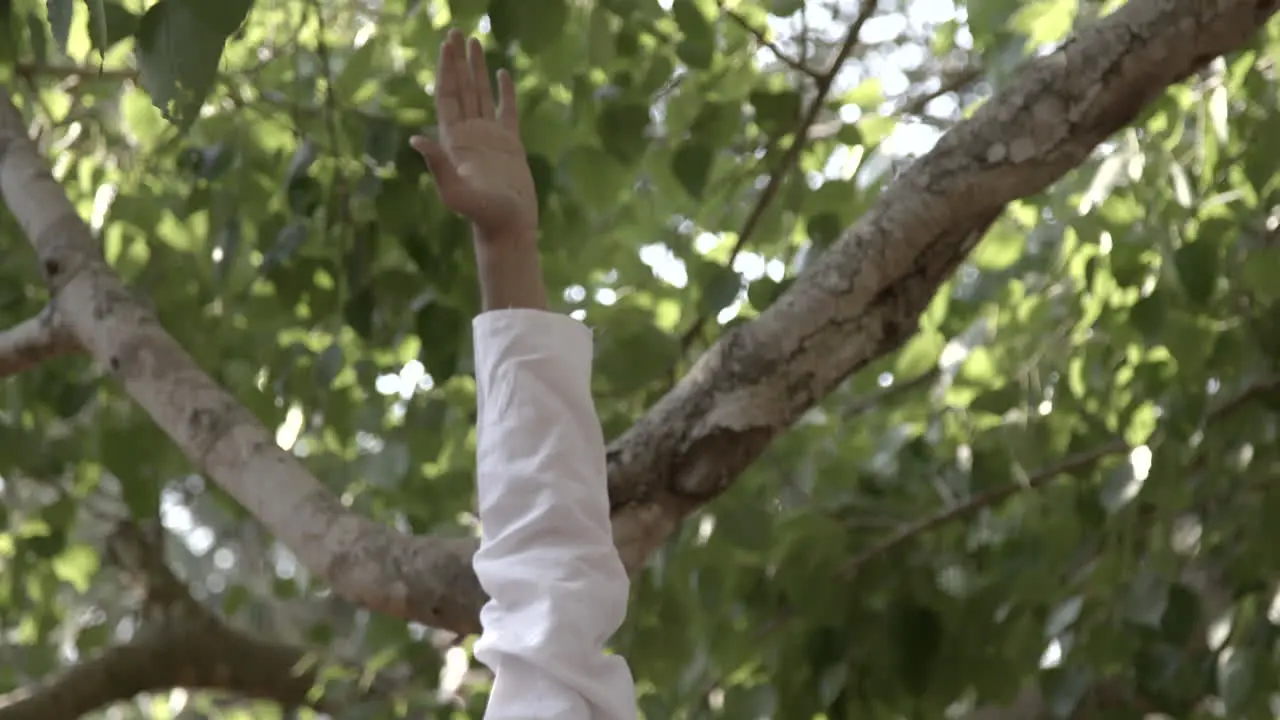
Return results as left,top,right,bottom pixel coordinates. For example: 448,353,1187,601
0,522,390,720
840,374,1280,576
603,0,1280,573
0,612,323,720
678,0,883,352
894,64,985,116
0,91,487,634
0,305,79,377
720,4,822,79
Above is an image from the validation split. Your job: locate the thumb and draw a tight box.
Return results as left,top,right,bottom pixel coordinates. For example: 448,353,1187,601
410,134,461,189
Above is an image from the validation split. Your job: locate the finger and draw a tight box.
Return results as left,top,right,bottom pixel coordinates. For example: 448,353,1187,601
434,33,462,129
495,69,519,132
449,30,479,119
467,38,495,120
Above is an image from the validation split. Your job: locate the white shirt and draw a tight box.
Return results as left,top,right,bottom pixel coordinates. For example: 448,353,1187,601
471,309,639,719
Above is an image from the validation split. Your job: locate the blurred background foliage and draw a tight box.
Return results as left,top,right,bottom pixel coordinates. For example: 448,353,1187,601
2,0,1280,717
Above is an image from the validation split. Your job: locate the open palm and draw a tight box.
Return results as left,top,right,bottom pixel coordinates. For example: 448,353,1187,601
411,31,537,240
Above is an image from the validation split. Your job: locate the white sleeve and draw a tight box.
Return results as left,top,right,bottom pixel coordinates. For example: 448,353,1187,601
470,309,638,720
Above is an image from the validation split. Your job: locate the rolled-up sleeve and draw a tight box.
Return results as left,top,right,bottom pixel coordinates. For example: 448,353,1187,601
470,309,637,720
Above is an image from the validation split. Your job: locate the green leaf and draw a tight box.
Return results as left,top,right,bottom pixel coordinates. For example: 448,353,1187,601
597,100,650,165
51,544,99,594
1042,665,1092,719
689,101,742,142
586,6,615,67
893,602,943,696
671,0,713,69
969,385,1020,416
895,330,944,377
135,0,253,126
837,123,863,146
414,301,466,381
1128,291,1167,342
1099,463,1140,514
1240,247,1280,302
672,141,713,200
747,277,791,311
25,13,51,65
696,263,742,316
562,145,630,207
750,89,801,135
0,4,17,64
1010,0,1076,46
769,0,804,16
46,0,72,51
806,212,842,246
1160,583,1201,646
447,0,487,25
315,344,345,388
1123,567,1168,628
488,0,568,56
971,225,1025,270
595,315,680,394
52,379,99,418
1174,221,1227,306
264,221,308,267
1217,646,1258,716
83,0,106,55
1045,594,1083,637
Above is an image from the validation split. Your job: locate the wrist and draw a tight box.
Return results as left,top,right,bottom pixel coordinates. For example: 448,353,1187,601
473,225,537,251
473,232,547,311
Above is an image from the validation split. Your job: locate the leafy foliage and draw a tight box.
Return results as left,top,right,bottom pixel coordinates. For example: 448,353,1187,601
1,0,1280,718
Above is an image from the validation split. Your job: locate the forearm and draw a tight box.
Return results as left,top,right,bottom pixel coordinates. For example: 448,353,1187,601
474,228,547,311
471,311,637,720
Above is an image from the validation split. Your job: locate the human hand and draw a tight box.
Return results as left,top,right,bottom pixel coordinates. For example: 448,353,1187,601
410,30,536,245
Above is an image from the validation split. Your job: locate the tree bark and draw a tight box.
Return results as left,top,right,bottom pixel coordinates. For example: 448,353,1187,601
0,0,1274,647
600,0,1280,572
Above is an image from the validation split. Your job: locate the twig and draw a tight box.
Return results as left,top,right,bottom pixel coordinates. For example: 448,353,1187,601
0,305,80,377
13,62,137,83
894,64,984,117
840,374,1280,577
678,0,883,352
721,5,821,79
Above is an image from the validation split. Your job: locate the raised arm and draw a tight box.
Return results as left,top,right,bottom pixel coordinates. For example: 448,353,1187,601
411,30,638,720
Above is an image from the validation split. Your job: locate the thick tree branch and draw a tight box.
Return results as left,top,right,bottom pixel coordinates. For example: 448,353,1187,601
603,0,1280,573
0,93,486,634
0,305,79,377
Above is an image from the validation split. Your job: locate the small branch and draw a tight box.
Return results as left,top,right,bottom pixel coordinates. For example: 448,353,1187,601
841,374,1280,577
13,62,138,83
894,64,985,117
0,306,80,377
721,5,821,79
679,0,883,352
842,438,1125,577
